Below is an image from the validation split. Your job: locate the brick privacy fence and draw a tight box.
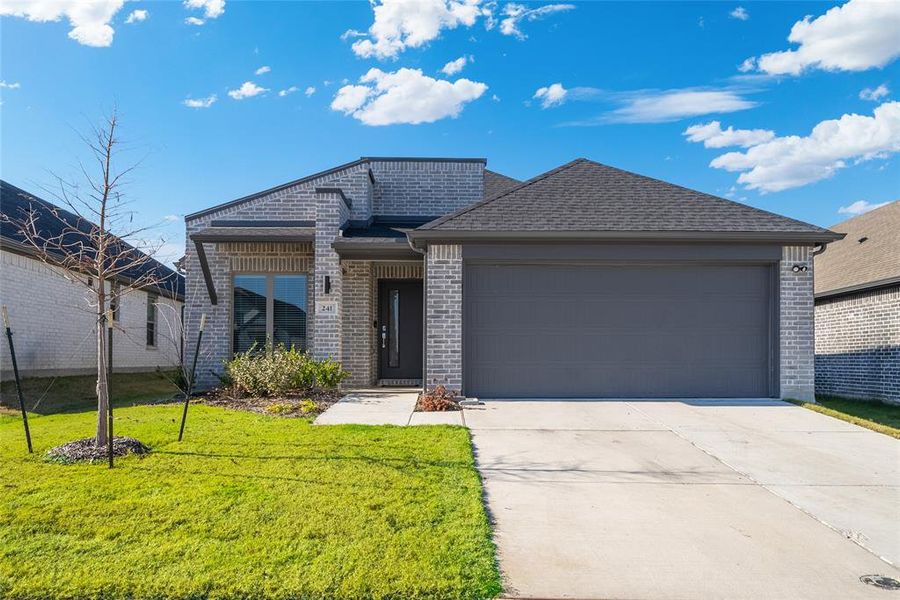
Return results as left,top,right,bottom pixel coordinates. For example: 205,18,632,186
780,245,816,401
815,285,900,404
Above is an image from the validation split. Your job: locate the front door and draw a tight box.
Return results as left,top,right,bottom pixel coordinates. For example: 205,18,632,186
378,280,423,380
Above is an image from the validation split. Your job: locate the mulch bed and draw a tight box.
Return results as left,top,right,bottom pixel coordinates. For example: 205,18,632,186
415,385,461,412
46,437,150,463
201,388,343,418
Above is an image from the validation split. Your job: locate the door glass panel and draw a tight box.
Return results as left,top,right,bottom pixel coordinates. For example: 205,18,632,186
273,275,307,351
389,289,400,368
233,275,267,353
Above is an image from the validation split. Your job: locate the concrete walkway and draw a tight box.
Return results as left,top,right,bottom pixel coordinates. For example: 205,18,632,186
313,389,464,426
466,399,900,600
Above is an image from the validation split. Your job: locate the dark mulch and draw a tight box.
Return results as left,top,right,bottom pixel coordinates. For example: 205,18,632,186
201,388,343,418
46,436,150,463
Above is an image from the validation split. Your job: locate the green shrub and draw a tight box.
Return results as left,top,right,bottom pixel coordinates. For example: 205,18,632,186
224,345,349,396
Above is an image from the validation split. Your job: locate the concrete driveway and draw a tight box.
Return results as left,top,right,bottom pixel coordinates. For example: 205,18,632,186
465,399,900,599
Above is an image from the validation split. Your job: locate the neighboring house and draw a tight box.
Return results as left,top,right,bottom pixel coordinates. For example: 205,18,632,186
183,157,841,400
814,201,899,404
0,181,184,379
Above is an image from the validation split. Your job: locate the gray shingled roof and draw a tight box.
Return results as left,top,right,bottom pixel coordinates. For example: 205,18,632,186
420,159,839,238
814,200,900,297
484,169,520,199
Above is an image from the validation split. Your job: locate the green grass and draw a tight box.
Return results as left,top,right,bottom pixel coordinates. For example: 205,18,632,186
0,405,501,599
788,396,900,439
0,371,180,415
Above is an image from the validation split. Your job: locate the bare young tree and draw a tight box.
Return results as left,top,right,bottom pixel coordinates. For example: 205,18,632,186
3,109,176,447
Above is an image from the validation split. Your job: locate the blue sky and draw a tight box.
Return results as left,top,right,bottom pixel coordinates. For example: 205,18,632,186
2,0,898,264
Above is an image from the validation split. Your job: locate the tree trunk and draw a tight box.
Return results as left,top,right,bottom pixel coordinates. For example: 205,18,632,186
96,285,109,447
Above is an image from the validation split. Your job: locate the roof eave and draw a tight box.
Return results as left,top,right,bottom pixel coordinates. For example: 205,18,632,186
815,276,900,301
408,229,845,248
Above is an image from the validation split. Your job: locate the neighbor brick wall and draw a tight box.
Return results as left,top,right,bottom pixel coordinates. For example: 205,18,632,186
425,244,462,392
0,249,181,378
815,285,900,404
780,245,816,401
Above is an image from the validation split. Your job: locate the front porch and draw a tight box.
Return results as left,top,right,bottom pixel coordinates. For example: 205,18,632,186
341,260,424,388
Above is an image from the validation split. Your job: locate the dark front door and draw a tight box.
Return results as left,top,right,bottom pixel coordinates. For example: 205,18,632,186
378,280,423,380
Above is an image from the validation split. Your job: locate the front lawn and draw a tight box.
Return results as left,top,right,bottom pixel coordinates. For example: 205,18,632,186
789,396,900,439
0,371,180,415
0,405,500,599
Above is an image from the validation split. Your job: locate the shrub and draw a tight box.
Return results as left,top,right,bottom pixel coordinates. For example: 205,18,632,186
224,345,349,397
416,385,460,412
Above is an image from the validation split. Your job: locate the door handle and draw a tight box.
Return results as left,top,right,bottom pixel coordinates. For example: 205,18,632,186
381,325,387,349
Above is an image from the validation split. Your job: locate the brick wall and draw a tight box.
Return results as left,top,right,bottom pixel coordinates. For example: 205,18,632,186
425,244,462,392
371,160,483,216
341,260,373,387
815,285,900,404
780,245,815,401
0,249,181,378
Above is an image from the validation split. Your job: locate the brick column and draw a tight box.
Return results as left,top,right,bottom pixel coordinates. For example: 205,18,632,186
780,245,815,401
313,191,347,360
426,244,462,392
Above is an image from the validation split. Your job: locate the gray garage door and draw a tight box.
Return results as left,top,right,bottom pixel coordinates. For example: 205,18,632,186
464,263,774,398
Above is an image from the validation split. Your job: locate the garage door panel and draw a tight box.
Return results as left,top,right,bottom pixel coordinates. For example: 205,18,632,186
464,263,773,398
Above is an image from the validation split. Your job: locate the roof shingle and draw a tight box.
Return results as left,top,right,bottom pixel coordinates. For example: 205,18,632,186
814,201,900,296
421,159,838,238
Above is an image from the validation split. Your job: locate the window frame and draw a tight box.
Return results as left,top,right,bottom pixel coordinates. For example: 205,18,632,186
146,292,158,347
231,273,309,355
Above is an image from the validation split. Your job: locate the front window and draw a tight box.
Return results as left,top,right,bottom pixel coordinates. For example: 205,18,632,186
233,274,307,354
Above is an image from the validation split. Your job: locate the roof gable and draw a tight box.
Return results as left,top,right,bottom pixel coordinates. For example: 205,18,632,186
420,158,837,238
815,200,900,296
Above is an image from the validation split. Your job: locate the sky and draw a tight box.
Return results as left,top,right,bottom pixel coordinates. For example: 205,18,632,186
1,0,898,265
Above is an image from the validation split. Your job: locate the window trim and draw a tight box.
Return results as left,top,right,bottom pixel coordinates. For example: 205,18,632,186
146,292,158,348
231,272,310,355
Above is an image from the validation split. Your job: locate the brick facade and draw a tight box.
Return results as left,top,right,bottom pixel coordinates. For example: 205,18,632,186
780,245,816,401
425,244,463,392
815,286,900,404
184,159,480,389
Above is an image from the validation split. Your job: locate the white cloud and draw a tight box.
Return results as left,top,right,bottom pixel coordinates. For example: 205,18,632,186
0,0,126,47
609,89,757,123
278,86,299,97
745,0,900,76
499,3,574,39
184,16,205,25
729,6,749,21
533,83,567,108
125,9,148,24
163,214,181,223
838,200,889,216
0,81,21,89
255,66,271,75
349,0,489,59
683,120,775,148
183,94,217,108
860,84,890,101
441,55,471,76
346,0,572,59
227,81,269,100
304,86,316,97
737,57,756,72
708,101,900,192
491,93,500,102
331,67,487,126
184,0,224,19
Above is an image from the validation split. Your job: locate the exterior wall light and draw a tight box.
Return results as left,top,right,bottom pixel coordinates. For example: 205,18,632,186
791,265,809,273
324,275,332,294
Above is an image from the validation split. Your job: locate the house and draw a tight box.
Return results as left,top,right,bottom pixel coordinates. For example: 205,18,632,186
0,181,184,379
814,201,899,404
183,157,842,400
